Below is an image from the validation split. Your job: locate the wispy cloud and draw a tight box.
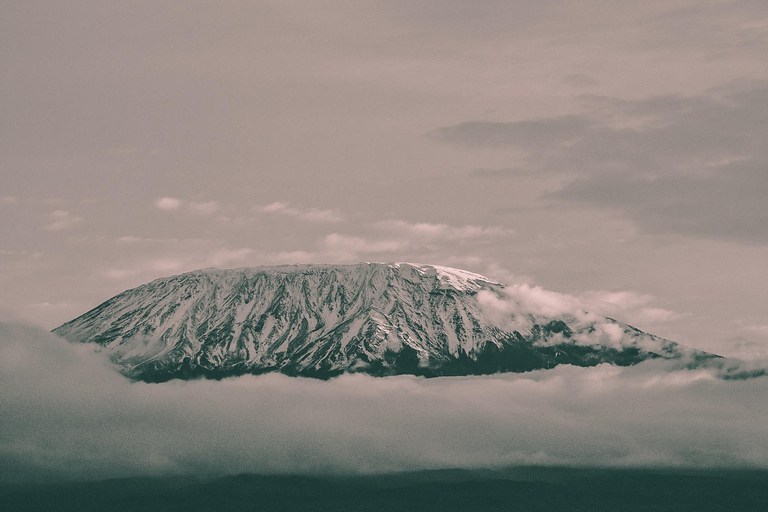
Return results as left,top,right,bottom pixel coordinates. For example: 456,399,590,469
433,81,768,244
153,197,219,215
321,233,406,260
261,217,513,265
476,282,683,351
576,290,683,326
0,249,43,258
259,201,345,223
153,197,182,211
744,324,768,335
115,236,204,244
431,116,592,148
375,220,515,242
44,210,83,231
102,246,255,281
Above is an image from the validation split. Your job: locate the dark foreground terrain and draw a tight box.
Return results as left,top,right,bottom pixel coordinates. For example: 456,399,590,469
2,467,767,511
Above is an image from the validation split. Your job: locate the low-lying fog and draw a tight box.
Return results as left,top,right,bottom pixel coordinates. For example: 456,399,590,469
2,318,767,483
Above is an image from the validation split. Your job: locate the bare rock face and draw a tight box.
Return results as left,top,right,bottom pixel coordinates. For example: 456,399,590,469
53,263,711,381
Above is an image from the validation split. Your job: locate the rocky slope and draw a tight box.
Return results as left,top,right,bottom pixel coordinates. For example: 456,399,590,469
53,263,711,381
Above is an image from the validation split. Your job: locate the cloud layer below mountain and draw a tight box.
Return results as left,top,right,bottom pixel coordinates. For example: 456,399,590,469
2,320,767,483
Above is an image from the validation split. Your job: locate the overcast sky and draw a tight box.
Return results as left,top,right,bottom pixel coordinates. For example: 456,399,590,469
2,1,768,358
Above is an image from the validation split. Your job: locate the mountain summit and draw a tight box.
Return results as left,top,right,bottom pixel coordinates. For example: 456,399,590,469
54,263,709,381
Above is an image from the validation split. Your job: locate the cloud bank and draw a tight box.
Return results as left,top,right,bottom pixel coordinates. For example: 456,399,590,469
2,320,768,483
433,81,768,244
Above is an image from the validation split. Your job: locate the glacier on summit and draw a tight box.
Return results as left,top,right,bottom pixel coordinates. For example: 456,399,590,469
53,263,714,381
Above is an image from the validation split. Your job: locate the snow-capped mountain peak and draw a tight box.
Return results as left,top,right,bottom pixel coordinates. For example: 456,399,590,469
53,263,712,381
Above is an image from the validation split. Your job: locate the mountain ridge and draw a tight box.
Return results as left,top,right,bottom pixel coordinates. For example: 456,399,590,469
53,262,713,381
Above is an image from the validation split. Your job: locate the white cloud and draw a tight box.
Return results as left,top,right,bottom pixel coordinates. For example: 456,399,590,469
260,201,290,214
103,268,131,280
479,283,587,320
148,259,185,273
577,290,683,326
153,197,182,211
631,307,681,324
267,234,407,264
153,197,221,216
44,210,83,231
301,208,345,223
476,281,685,351
376,220,514,241
259,218,513,265
1,320,767,482
479,282,682,330
240,214,515,270
116,235,144,243
259,201,345,223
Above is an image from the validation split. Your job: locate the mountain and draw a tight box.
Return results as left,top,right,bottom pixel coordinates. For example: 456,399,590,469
53,263,711,381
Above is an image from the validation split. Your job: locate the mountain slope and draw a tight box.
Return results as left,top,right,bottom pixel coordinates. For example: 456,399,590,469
53,263,710,381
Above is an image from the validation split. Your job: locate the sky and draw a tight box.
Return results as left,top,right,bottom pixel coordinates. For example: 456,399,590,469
2,0,768,359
